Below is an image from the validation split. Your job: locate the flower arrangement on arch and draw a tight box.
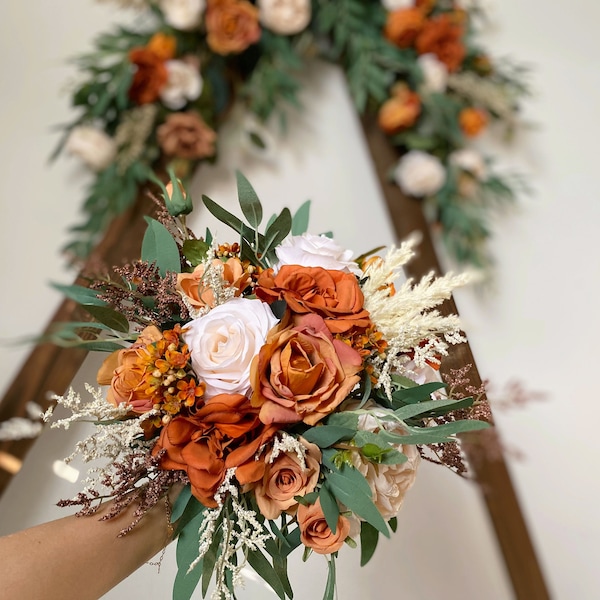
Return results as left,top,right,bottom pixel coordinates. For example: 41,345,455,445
46,173,491,599
59,0,529,268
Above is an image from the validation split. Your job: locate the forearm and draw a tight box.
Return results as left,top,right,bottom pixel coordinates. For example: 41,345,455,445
0,492,177,600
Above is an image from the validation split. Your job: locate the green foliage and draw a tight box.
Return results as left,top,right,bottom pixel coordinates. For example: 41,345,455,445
359,521,379,566
173,508,206,600
141,217,182,276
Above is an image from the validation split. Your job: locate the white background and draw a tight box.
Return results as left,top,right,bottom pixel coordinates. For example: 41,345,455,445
0,1,598,598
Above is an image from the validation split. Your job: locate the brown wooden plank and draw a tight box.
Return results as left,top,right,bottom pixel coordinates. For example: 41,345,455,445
361,113,551,600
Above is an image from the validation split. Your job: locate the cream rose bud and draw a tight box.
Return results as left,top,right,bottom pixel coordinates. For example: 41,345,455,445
159,0,205,30
65,126,117,172
160,59,203,110
393,150,446,197
258,0,311,36
449,148,488,181
417,53,448,93
183,298,279,398
275,233,360,274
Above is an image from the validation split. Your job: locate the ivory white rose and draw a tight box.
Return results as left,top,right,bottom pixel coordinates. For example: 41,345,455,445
417,53,448,94
160,59,203,110
275,233,360,274
65,126,117,172
449,148,488,181
159,0,205,30
258,0,311,35
183,298,278,398
350,403,420,520
381,0,414,11
393,150,446,197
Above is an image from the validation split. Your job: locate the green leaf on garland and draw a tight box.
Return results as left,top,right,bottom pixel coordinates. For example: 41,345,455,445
302,426,355,448
291,200,311,235
141,217,181,276
392,382,446,405
51,283,106,306
82,305,129,333
359,521,379,566
182,239,210,267
319,484,340,534
236,170,263,228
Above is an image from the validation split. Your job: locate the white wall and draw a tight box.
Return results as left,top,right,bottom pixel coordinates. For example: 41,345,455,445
0,1,598,598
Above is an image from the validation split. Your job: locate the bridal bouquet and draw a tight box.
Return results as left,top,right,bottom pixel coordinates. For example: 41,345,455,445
46,173,489,599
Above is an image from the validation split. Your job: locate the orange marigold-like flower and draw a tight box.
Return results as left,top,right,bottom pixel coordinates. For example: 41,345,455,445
384,7,425,49
459,107,488,137
205,0,261,55
415,13,466,73
378,83,421,135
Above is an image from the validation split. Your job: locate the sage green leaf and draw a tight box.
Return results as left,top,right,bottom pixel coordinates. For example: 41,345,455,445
202,195,244,235
323,555,336,600
236,171,263,228
302,426,355,448
291,200,311,235
141,217,181,276
174,510,205,600
182,239,210,267
273,556,293,599
319,484,340,534
392,382,446,405
393,397,474,421
359,521,379,566
246,547,286,600
51,282,106,306
378,419,490,445
171,485,193,526
82,305,129,333
262,208,292,256
79,340,125,352
294,491,319,506
282,527,302,558
325,412,359,430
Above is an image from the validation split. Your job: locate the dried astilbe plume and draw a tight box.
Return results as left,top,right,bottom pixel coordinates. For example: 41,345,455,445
0,402,44,441
114,104,158,173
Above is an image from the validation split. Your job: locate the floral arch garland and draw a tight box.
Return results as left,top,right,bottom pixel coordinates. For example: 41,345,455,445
60,0,528,268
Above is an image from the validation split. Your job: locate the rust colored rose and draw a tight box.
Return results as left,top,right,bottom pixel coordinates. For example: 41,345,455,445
97,325,163,413
128,33,177,105
176,258,251,309
378,83,421,135
459,107,488,137
152,393,278,507
205,0,261,55
297,498,350,555
255,265,371,335
415,14,466,73
247,438,321,519
384,8,425,49
250,313,362,426
157,111,217,159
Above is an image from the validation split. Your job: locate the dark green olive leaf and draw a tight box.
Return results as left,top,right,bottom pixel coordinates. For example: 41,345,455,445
236,170,263,228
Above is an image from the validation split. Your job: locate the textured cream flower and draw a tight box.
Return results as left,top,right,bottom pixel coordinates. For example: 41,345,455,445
159,0,205,30
450,148,488,181
350,403,420,520
393,150,446,197
258,0,311,35
183,297,279,398
65,126,117,172
160,59,203,109
274,233,360,274
417,53,448,93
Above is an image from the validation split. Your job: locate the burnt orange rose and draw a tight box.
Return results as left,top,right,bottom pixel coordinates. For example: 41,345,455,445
384,8,425,49
415,14,466,73
378,83,421,135
157,112,217,159
97,325,163,413
246,437,321,519
152,393,278,507
176,258,251,309
298,498,350,555
459,107,488,137
205,0,261,55
255,265,371,335
128,33,176,105
250,313,362,426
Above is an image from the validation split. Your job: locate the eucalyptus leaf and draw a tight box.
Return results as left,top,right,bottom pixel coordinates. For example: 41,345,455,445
392,382,446,405
393,397,474,421
171,485,193,526
174,510,206,600
236,171,263,228
359,521,379,566
141,217,181,276
51,282,106,306
323,555,336,600
291,200,311,235
82,305,129,333
246,548,286,600
182,239,210,267
319,484,340,534
201,524,223,597
302,426,355,448
202,195,244,235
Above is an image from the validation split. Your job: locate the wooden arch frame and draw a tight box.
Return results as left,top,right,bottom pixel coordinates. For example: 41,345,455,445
0,116,550,599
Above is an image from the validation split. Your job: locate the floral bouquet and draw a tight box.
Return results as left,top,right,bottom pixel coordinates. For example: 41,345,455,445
59,0,528,268
46,173,490,599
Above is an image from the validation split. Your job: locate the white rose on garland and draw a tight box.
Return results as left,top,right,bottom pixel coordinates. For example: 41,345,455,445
258,0,311,36
275,233,361,274
183,297,279,398
160,59,203,110
65,126,117,172
393,150,446,197
381,0,415,11
417,53,448,94
450,148,488,181
159,0,205,31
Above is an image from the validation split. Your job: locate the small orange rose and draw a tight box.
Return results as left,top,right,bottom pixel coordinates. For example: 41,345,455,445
384,8,425,49
378,84,421,135
415,14,466,73
157,111,217,159
459,107,488,137
176,257,251,309
250,313,362,426
205,0,261,55
297,498,350,555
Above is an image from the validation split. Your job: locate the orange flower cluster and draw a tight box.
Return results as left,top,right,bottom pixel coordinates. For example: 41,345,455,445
385,8,466,73
205,0,261,55
459,107,489,137
378,83,421,135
